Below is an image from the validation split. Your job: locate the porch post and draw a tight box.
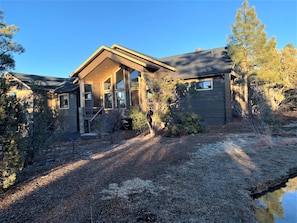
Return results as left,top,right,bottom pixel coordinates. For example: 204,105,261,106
79,80,85,134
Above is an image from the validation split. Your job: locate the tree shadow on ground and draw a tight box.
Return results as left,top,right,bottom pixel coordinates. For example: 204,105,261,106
0,131,194,223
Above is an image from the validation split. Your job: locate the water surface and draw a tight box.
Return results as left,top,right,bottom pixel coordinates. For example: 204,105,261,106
255,176,297,223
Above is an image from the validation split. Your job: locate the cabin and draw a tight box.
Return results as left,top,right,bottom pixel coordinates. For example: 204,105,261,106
3,44,237,134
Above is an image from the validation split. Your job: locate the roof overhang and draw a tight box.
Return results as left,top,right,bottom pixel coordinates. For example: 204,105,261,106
111,44,176,72
3,72,31,90
71,44,176,79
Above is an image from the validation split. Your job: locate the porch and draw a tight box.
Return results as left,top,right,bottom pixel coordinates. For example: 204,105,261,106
70,45,175,134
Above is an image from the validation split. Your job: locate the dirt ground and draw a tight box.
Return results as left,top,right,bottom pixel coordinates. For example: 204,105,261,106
0,114,297,223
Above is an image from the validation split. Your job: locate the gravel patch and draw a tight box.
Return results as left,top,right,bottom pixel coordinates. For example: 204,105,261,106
101,178,159,200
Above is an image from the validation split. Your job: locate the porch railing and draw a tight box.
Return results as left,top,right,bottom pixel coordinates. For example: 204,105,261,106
90,107,104,122
84,106,104,133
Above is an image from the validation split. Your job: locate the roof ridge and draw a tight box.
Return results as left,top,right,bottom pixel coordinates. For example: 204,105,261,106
13,72,69,80
159,46,228,60
111,44,176,71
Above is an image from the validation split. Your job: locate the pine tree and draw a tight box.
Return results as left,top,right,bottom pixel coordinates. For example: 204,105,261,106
0,78,26,189
0,10,24,71
227,0,279,115
280,44,297,88
0,9,25,190
279,44,297,111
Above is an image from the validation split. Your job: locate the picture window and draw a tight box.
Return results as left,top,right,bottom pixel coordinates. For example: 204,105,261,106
116,68,124,89
130,70,139,87
104,77,111,90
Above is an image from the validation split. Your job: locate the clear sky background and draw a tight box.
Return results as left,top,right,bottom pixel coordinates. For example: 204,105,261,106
1,0,296,78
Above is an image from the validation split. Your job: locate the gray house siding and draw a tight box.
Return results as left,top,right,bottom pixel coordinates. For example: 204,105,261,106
160,47,234,124
224,73,232,123
58,92,78,132
178,76,227,124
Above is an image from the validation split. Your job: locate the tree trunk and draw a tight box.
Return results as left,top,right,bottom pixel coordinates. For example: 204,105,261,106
147,121,155,136
242,73,250,117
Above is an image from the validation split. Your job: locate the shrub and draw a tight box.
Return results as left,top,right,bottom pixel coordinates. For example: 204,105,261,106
256,104,280,133
166,113,204,137
128,106,148,132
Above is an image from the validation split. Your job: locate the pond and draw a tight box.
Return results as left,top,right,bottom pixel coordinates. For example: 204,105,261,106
254,176,297,223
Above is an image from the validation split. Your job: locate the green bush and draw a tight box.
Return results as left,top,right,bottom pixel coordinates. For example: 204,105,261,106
128,106,148,132
259,105,280,132
166,112,204,137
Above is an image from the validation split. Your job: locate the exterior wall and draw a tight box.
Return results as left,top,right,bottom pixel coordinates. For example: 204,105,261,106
7,83,33,113
224,73,232,122
57,92,78,132
6,79,79,133
178,76,227,124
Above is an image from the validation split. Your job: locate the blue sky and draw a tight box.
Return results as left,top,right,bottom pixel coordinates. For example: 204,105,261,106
1,0,296,78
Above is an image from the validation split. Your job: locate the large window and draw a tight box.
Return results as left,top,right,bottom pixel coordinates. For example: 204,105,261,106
130,70,139,106
84,84,92,100
104,77,111,90
116,68,124,89
104,93,113,109
104,77,113,109
103,69,128,109
115,68,126,108
59,94,69,109
116,91,126,108
130,70,139,87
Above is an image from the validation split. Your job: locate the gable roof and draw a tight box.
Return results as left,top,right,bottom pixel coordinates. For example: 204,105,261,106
160,47,234,79
111,44,176,72
6,72,78,93
71,44,176,78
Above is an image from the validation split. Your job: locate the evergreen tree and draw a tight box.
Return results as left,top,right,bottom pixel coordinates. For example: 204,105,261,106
0,10,24,71
280,44,297,88
227,0,279,115
143,73,180,136
24,86,61,163
0,9,25,190
279,44,297,111
0,78,26,189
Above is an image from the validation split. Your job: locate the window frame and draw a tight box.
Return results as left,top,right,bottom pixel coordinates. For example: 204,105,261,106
103,76,113,109
129,70,140,106
114,68,126,109
84,92,92,100
103,76,112,91
115,91,126,108
190,78,213,91
59,93,69,109
104,92,113,109
130,70,139,88
84,84,92,100
115,68,125,90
